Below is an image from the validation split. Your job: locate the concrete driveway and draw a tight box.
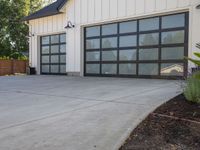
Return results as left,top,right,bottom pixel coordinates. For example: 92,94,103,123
0,76,181,150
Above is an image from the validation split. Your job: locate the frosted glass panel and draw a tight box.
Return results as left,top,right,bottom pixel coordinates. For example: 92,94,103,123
119,64,136,75
162,14,185,29
102,64,117,74
139,64,158,75
162,31,184,44
86,64,100,74
139,33,159,46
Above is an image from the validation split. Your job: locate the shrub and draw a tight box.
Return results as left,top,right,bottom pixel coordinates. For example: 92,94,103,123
184,77,200,104
0,56,10,60
183,43,200,104
192,71,200,80
0,53,28,61
185,43,200,66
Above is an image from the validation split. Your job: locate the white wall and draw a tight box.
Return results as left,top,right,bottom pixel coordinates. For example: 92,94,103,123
29,0,200,75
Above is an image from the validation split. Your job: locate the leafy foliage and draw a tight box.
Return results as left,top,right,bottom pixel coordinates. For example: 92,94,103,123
184,43,200,104
192,71,200,80
0,0,48,58
184,77,200,104
185,43,200,66
0,55,28,60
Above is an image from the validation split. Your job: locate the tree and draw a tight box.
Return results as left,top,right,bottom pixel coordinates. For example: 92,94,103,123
0,0,47,58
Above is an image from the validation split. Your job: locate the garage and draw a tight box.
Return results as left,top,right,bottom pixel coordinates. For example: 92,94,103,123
40,33,66,75
84,12,188,79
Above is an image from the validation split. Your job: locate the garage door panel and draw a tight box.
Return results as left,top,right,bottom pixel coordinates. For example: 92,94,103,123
41,33,66,75
84,12,188,79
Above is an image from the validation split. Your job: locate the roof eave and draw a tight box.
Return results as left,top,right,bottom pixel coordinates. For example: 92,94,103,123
58,0,67,11
22,0,68,21
22,12,63,21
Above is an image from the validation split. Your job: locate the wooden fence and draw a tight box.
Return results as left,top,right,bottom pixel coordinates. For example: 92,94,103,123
0,60,28,76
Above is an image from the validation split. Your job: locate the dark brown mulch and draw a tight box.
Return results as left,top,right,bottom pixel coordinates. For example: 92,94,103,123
120,94,200,150
155,94,200,122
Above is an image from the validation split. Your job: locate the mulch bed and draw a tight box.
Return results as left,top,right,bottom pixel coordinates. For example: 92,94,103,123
120,94,200,150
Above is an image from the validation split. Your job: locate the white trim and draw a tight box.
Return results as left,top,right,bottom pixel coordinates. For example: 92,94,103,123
80,7,190,27
34,31,66,36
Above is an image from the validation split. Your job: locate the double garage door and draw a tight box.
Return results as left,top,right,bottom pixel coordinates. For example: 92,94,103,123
40,33,66,75
84,12,188,79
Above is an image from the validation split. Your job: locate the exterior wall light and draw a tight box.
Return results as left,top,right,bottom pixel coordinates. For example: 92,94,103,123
29,32,35,37
65,21,75,29
197,4,200,9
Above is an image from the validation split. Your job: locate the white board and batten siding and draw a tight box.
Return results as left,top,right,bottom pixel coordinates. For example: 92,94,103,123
29,0,200,74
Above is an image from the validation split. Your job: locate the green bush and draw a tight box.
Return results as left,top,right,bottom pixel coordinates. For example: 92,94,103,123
184,77,200,104
185,43,200,66
0,55,28,61
184,43,200,104
0,56,10,60
192,71,200,80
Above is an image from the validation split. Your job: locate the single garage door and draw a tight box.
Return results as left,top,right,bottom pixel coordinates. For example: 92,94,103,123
84,12,188,79
41,33,66,75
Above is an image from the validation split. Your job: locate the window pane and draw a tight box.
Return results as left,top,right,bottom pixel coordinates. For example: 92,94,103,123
42,46,49,54
60,65,66,73
60,44,66,53
51,55,59,63
162,14,185,29
51,45,59,53
139,64,158,75
120,21,137,33
102,24,118,35
119,49,137,61
161,63,184,76
102,64,117,74
102,50,117,61
139,33,159,46
139,48,158,60
42,65,49,73
86,64,100,74
42,56,50,63
119,64,136,75
86,26,100,37
86,39,100,49
161,47,184,60
51,65,59,73
60,34,66,43
51,35,59,44
42,36,49,45
86,51,100,61
102,37,117,48
139,17,159,31
162,30,184,44
120,35,137,47
60,55,66,63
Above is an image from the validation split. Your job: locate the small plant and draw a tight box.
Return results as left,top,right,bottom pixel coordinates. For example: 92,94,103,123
0,56,10,60
0,52,28,61
192,71,200,80
17,55,28,61
184,43,200,103
184,77,200,103
185,43,200,66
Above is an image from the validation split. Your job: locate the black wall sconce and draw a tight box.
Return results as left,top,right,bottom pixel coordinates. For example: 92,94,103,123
65,21,75,29
28,32,35,37
197,4,200,9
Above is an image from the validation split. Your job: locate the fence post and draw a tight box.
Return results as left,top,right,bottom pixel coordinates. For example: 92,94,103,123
12,59,14,75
